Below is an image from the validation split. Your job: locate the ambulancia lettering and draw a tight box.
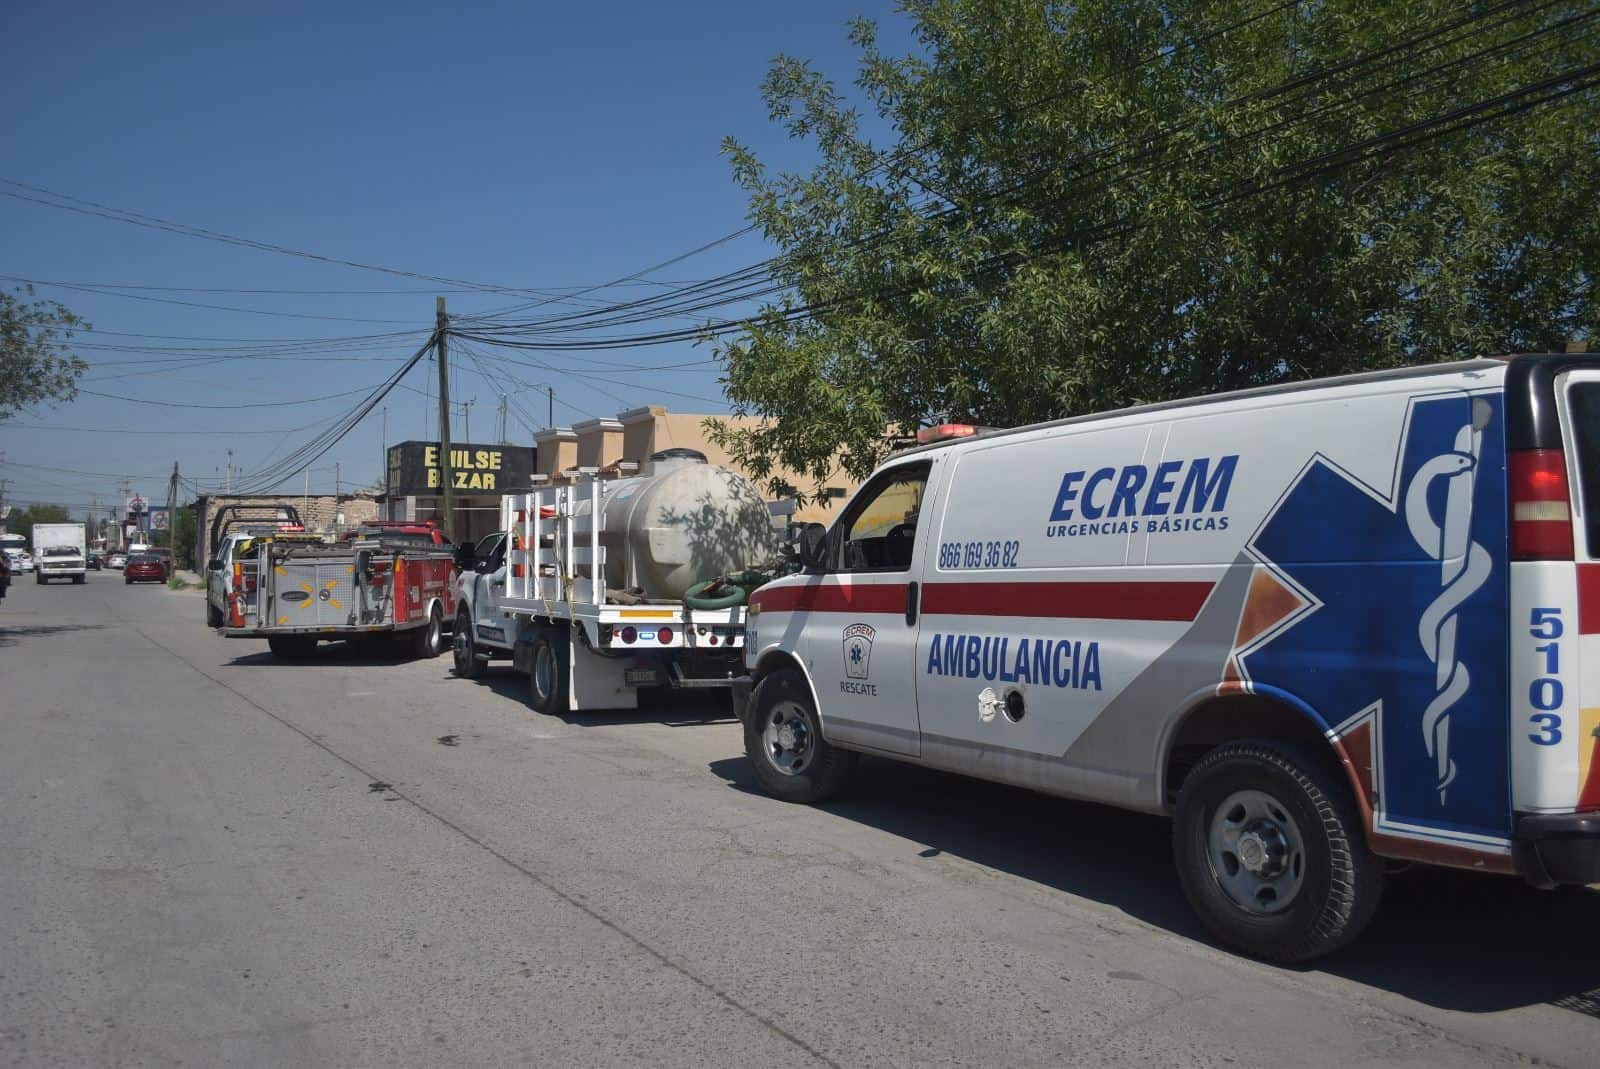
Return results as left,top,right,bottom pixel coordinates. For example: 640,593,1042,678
925,633,1103,691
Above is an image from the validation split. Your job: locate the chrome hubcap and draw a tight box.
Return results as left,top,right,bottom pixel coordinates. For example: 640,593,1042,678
1207,789,1305,914
763,701,814,776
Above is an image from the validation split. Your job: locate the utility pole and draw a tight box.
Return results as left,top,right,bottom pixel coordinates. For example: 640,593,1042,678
226,449,233,494
461,398,474,443
335,462,341,500
436,297,454,541
167,462,179,558
498,395,508,444
546,385,554,429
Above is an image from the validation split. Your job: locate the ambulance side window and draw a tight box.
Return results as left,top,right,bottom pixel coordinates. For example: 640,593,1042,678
835,463,930,573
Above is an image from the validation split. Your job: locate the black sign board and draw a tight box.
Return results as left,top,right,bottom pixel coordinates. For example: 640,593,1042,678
386,440,536,495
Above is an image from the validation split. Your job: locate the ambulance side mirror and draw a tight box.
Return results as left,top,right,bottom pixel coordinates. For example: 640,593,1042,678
798,523,828,572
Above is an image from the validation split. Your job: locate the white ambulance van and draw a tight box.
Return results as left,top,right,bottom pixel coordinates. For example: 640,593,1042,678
740,354,1600,961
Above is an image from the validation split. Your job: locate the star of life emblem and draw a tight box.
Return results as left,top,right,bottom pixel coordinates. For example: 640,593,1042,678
843,623,876,680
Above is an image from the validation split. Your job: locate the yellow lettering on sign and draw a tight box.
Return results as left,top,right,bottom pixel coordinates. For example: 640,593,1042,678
427,468,439,488
423,446,438,467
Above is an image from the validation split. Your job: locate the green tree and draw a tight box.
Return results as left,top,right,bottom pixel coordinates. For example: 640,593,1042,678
171,501,198,570
713,0,1600,499
1,286,89,422
5,504,71,545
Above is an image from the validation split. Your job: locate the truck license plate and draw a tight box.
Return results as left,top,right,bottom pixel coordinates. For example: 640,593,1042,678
625,668,657,687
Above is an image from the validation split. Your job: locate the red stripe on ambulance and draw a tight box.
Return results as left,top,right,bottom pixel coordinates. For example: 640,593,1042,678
1578,563,1600,634
922,580,1213,621
752,579,1214,622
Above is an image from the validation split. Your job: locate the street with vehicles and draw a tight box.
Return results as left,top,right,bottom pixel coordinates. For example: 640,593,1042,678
2,569,1598,1066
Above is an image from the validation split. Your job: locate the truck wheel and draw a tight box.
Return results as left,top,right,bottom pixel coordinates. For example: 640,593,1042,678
410,604,444,659
1173,739,1384,963
267,635,317,660
36,574,45,585
73,574,85,585
744,668,856,803
452,610,485,678
528,634,568,716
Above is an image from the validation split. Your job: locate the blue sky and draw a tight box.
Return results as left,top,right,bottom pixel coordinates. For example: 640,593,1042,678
1,0,914,513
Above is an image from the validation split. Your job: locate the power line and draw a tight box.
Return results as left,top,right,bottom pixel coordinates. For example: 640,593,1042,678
78,383,395,409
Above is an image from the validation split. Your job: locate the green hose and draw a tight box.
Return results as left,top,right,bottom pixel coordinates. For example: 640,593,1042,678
684,570,771,610
684,579,748,610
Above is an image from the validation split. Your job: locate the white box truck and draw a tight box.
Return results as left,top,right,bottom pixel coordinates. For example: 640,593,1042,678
33,523,87,585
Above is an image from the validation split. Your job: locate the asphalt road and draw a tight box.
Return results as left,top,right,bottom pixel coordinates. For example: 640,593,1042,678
3,571,1598,1067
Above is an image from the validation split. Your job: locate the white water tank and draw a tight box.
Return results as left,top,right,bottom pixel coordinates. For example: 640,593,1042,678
581,450,774,599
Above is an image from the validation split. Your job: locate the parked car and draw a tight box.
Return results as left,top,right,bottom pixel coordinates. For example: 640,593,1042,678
108,552,127,570
87,550,103,570
124,555,168,584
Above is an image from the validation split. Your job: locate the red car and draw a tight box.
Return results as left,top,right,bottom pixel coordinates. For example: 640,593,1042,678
124,555,168,584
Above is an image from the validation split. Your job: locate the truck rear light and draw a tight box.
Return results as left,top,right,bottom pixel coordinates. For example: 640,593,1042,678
393,557,408,618
657,627,674,645
620,626,637,644
1509,449,1574,560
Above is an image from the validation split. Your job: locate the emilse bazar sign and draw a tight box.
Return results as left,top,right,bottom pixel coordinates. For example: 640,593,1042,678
387,441,535,494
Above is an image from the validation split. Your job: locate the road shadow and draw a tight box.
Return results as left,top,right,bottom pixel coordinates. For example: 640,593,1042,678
0,622,108,648
460,668,738,728
708,753,1600,1017
224,639,426,668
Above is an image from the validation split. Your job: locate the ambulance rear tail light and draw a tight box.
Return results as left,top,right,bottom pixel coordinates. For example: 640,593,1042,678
916,423,978,445
1509,449,1574,560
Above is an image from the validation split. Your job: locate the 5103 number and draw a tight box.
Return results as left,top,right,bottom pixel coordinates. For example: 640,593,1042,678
938,540,1019,569
1527,606,1565,746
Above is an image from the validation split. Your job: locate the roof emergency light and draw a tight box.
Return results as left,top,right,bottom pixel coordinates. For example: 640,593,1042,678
916,423,980,445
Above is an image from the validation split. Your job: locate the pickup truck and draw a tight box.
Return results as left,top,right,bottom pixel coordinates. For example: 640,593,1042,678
205,504,306,628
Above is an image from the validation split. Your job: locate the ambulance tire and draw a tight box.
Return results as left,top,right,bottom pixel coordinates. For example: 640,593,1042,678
410,604,444,659
528,634,568,716
452,609,486,679
1174,738,1384,963
268,635,317,660
745,668,857,803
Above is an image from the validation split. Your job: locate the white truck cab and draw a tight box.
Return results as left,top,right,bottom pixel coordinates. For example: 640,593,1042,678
32,523,87,585
741,354,1600,962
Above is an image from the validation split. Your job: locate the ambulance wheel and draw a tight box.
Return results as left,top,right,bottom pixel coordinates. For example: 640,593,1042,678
268,635,317,660
410,604,444,659
1173,739,1384,963
453,609,485,679
745,668,856,803
528,634,568,716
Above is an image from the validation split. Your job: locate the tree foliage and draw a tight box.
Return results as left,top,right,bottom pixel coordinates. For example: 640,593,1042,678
0,286,89,422
713,0,1600,499
3,503,71,545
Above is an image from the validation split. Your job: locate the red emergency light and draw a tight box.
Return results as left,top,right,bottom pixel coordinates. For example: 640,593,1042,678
916,423,980,445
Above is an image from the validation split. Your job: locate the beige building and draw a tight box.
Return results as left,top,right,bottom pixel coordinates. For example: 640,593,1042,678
192,492,380,562
534,406,856,524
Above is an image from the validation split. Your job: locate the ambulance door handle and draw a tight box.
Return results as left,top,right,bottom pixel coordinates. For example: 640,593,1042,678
905,581,919,627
